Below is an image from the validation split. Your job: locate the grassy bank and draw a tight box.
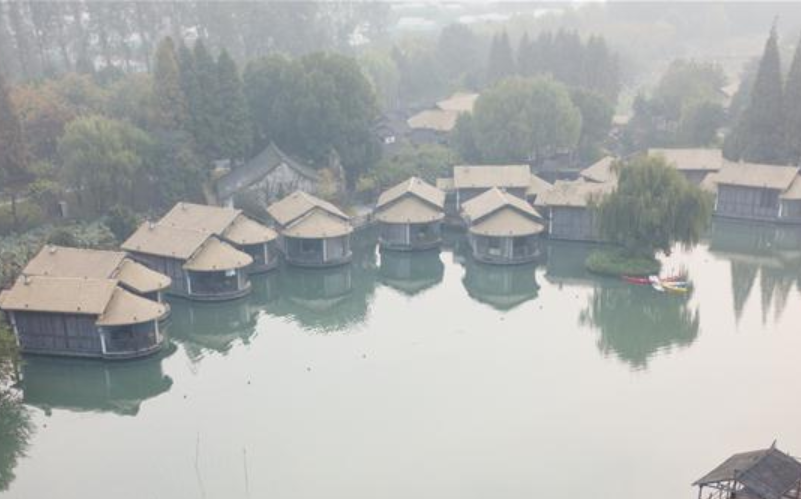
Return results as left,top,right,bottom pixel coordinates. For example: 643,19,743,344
585,248,661,277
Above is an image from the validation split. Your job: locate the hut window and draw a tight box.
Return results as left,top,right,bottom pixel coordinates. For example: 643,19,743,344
300,239,320,254
759,189,778,208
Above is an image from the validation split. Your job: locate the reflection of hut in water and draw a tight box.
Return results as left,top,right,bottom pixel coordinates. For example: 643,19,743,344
580,283,699,369
542,240,602,289
166,275,279,360
21,353,173,416
379,250,444,296
708,219,801,322
462,259,539,311
270,242,378,333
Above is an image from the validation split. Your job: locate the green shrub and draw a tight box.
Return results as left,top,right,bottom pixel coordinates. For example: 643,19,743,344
585,248,661,277
105,205,140,242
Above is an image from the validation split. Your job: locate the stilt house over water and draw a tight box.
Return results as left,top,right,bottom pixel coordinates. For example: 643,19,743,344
159,202,279,273
0,276,166,359
267,191,353,267
706,162,801,223
536,179,614,242
461,187,545,265
123,223,253,301
647,148,724,185
20,245,171,308
438,165,532,214
374,177,445,251
694,444,801,499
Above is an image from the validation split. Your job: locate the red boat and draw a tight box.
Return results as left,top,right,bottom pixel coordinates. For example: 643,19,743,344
622,274,686,285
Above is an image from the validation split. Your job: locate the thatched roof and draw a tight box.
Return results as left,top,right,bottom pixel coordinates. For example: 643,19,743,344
462,187,544,237
436,92,479,113
376,177,445,210
0,276,117,315
526,174,553,198
160,202,241,235
95,287,167,326
183,237,253,272
123,223,211,260
649,148,724,172
580,156,617,184
281,208,353,239
23,245,171,294
781,175,801,200
216,142,318,200
161,202,276,245
694,446,801,499
714,162,799,191
375,196,444,224
453,165,531,190
267,191,349,228
0,276,165,326
114,259,172,294
407,109,459,132
222,214,278,245
537,179,614,208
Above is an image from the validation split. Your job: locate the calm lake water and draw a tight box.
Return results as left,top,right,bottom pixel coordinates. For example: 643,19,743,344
3,220,801,499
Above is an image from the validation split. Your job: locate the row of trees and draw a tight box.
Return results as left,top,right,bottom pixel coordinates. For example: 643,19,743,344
453,76,613,164
0,1,390,82
725,28,801,166
488,29,620,101
358,25,620,112
625,60,728,151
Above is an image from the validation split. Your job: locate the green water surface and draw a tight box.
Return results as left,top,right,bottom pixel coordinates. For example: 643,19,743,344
2,220,801,499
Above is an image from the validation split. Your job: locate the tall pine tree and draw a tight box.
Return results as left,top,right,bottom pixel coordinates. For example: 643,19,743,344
784,34,801,165
486,31,515,86
177,41,202,143
153,37,189,130
193,39,221,160
739,26,786,164
0,71,30,229
216,50,251,162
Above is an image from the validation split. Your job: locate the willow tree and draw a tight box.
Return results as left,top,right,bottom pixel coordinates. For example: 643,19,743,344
597,156,713,257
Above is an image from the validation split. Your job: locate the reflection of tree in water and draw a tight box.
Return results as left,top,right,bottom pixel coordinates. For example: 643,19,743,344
709,219,801,322
580,284,700,369
267,234,378,333
21,353,173,416
167,274,279,361
379,250,444,296
462,259,539,311
0,395,32,491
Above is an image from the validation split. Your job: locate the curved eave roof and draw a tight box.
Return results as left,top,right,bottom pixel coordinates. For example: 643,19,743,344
96,288,166,326
282,209,353,239
468,207,545,237
376,177,445,210
183,237,253,272
223,215,278,245
115,259,171,294
375,196,444,224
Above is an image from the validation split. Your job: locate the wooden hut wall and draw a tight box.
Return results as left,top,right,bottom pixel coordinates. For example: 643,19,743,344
325,236,351,262
716,185,781,221
130,253,189,295
780,200,801,223
12,311,101,356
380,223,408,245
549,206,599,241
103,321,160,355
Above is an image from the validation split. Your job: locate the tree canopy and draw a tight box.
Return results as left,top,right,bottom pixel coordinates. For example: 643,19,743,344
245,52,379,184
785,35,801,165
727,27,786,164
597,156,713,257
57,114,152,213
455,76,582,164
